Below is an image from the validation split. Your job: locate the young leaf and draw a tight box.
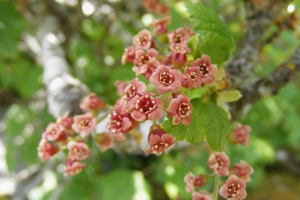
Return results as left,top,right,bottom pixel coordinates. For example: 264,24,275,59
185,3,235,65
161,100,231,151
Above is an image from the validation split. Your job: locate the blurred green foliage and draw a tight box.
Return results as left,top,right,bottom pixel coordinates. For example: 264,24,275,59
1,0,300,199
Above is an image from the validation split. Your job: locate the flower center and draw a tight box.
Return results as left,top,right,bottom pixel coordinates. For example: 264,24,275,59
75,148,84,156
178,102,191,118
228,183,241,198
190,71,197,82
136,95,157,114
216,158,224,169
199,64,209,77
80,120,90,128
159,71,173,86
137,34,147,46
175,33,183,43
137,55,150,67
123,84,136,100
50,127,58,135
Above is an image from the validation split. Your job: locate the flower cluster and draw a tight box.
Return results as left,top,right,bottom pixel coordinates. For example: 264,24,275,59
184,151,254,200
112,16,219,154
37,93,114,176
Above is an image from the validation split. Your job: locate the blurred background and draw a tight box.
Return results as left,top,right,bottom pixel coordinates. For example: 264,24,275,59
0,0,300,199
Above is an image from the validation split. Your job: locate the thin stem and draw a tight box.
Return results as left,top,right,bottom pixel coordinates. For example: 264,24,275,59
212,175,220,200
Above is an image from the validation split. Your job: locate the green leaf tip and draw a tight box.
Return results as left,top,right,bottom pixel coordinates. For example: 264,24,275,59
185,3,236,65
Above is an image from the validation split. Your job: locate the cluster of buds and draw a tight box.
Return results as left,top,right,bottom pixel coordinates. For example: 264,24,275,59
184,149,253,199
111,15,219,154
37,93,113,176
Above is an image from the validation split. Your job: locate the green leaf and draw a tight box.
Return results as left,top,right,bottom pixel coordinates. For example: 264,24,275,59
187,34,202,59
161,100,231,151
99,170,152,200
185,3,235,64
217,90,242,103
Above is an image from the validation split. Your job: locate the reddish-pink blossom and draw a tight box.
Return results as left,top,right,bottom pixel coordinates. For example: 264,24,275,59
94,132,114,152
219,175,247,200
80,93,105,112
133,49,158,75
143,124,175,154
181,66,202,88
142,0,158,13
184,172,208,192
72,113,96,137
107,103,139,141
149,65,181,94
122,46,136,64
57,113,74,130
142,58,161,80
192,190,212,200
150,16,171,35
122,78,147,101
37,138,59,161
167,95,193,126
229,160,254,183
129,92,163,122
208,152,230,176
133,29,152,50
191,55,218,84
170,43,191,69
157,3,170,16
64,158,86,176
168,27,193,44
228,124,251,146
42,122,71,143
114,80,129,97
67,141,90,160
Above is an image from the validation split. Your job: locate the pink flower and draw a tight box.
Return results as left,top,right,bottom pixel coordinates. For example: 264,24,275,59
208,152,230,176
167,95,193,126
184,172,208,192
42,122,71,143
168,27,193,44
143,124,175,154
142,0,158,13
219,175,247,200
133,29,152,50
229,160,254,183
122,46,136,64
181,66,202,88
80,93,105,112
191,55,218,84
142,58,161,80
133,49,158,75
72,113,96,137
94,132,114,152
192,190,212,200
122,78,147,101
64,158,86,176
149,65,181,94
107,103,139,141
57,113,74,130
150,16,171,35
228,124,251,146
157,3,170,16
37,138,59,161
170,43,191,69
129,92,163,122
67,141,90,160
114,80,129,96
